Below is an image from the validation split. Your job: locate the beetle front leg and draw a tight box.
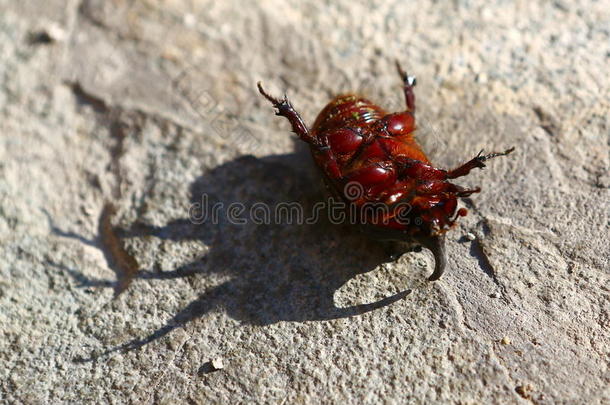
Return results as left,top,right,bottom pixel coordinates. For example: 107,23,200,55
395,61,416,112
315,145,343,180
257,82,321,147
446,147,515,179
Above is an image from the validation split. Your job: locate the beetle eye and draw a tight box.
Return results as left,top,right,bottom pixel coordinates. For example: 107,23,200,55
385,112,415,136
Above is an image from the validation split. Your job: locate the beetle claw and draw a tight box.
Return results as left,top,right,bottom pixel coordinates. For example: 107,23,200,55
479,147,516,162
395,60,416,87
257,81,282,105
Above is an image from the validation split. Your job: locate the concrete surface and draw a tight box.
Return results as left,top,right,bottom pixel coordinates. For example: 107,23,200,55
0,0,608,403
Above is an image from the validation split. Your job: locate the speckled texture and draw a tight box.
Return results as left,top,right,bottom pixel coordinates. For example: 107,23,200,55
0,0,608,403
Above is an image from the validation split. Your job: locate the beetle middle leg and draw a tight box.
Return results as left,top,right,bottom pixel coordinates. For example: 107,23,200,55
395,61,416,112
257,82,321,147
446,147,515,179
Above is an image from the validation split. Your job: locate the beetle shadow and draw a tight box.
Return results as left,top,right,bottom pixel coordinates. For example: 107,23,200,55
70,147,415,360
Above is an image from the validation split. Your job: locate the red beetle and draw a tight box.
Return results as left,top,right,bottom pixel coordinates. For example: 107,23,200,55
258,62,513,280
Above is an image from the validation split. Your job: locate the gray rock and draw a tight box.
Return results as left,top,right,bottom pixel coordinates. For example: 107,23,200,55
0,0,608,403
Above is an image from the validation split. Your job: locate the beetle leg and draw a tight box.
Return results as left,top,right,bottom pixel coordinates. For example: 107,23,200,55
393,156,447,181
446,147,515,179
454,185,481,197
395,60,416,112
257,82,321,147
317,145,343,179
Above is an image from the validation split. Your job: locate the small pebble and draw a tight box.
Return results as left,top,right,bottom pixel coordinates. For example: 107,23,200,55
515,383,534,399
29,22,67,44
501,336,511,345
211,357,224,370
183,13,196,28
46,23,67,42
489,292,499,298
465,232,476,241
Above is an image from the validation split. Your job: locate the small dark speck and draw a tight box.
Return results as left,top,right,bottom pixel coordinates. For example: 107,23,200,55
28,31,54,45
457,235,471,243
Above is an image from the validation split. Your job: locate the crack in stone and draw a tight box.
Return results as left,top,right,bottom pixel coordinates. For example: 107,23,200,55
68,81,109,113
444,284,538,403
469,238,500,286
62,81,143,296
533,106,559,138
461,198,512,303
98,202,139,297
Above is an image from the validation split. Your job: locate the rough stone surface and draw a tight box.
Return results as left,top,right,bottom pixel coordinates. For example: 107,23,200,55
0,1,608,403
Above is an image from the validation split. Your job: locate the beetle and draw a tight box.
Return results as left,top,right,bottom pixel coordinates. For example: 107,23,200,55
257,62,514,280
